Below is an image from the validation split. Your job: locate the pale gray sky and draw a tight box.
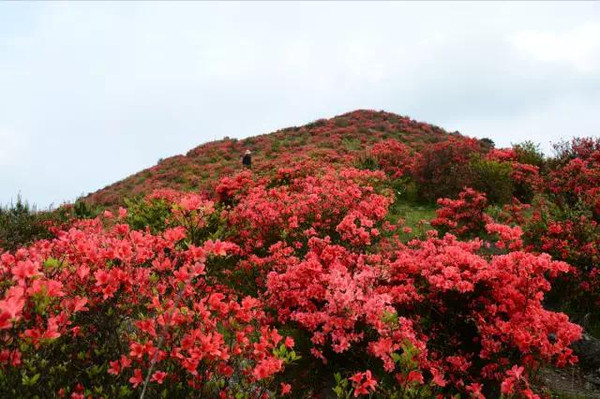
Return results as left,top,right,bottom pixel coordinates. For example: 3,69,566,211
1,2,599,208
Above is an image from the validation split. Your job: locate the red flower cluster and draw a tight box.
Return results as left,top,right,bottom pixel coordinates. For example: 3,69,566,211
486,223,524,251
486,148,517,162
412,137,486,201
370,139,416,179
515,139,600,309
263,220,580,395
349,370,378,396
226,167,392,253
431,188,491,237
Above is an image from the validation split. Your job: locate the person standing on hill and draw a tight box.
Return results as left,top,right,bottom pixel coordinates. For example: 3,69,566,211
242,150,252,168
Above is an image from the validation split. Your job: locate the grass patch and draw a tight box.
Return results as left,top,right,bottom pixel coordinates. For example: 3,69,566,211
389,201,436,229
386,190,437,240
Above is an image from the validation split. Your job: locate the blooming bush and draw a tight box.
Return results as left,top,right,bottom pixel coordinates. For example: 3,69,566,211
225,167,392,254
370,139,416,180
513,139,600,315
412,137,485,202
431,188,491,238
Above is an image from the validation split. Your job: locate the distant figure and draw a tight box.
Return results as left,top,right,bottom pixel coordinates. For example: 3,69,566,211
242,150,252,168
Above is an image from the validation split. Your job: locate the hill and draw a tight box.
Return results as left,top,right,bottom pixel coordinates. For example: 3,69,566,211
85,110,469,206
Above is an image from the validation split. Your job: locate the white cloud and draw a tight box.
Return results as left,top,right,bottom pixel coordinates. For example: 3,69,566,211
0,128,25,167
512,23,600,72
442,94,600,156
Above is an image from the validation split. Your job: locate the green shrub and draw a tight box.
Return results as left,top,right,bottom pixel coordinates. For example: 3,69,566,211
513,140,545,167
124,197,172,234
0,197,54,251
271,140,281,153
480,137,495,150
73,199,99,219
469,157,514,205
305,119,327,129
354,152,379,171
341,138,361,152
333,117,350,128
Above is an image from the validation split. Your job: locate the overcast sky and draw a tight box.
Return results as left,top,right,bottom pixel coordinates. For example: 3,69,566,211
1,2,599,208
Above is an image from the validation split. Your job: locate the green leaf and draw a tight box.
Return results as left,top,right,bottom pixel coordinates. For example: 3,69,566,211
22,373,40,386
334,372,341,383
43,257,61,270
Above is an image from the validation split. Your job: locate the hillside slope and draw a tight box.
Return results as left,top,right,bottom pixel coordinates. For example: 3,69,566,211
4,109,600,398
85,110,468,206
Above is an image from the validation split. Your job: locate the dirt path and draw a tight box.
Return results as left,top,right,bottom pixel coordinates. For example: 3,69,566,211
536,366,600,398
534,333,600,398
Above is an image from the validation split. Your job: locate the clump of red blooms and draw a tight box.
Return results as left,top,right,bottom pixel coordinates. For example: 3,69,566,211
370,139,417,179
431,187,491,237
349,370,378,396
485,147,542,202
1,110,597,397
412,137,487,202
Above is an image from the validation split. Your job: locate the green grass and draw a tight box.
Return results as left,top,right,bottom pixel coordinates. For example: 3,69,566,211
386,195,437,240
389,201,436,227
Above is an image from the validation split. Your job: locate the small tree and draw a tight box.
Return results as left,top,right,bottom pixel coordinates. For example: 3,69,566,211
0,197,52,251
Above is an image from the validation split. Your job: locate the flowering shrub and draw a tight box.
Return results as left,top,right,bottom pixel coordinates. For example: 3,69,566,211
370,139,416,179
215,170,257,205
546,147,600,210
412,137,485,202
225,167,392,253
510,162,541,204
486,148,517,163
513,139,600,314
431,188,491,238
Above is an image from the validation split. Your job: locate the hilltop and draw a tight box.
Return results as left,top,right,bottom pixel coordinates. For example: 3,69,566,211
85,110,469,206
